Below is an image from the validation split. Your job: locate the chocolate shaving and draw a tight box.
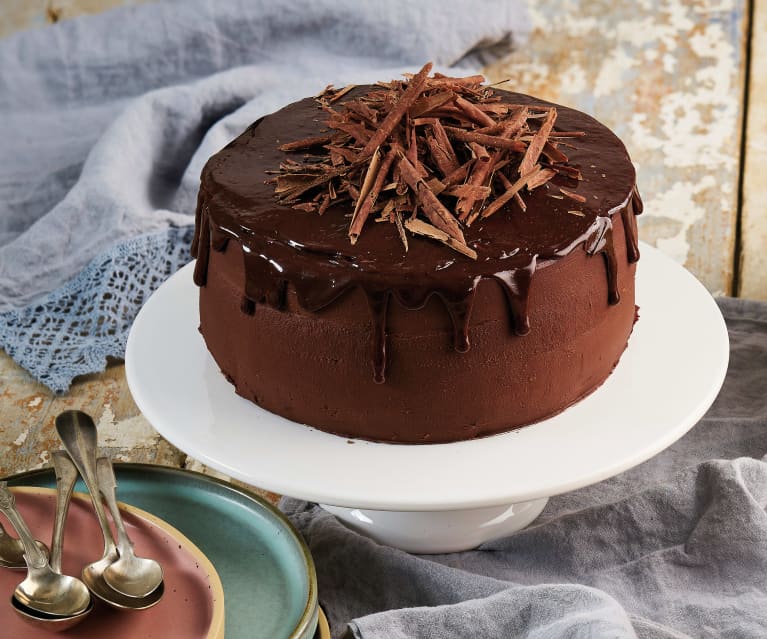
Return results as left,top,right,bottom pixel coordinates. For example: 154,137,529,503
404,218,477,259
410,91,455,118
349,147,383,244
526,168,557,190
496,172,527,212
330,120,374,145
519,108,557,177
428,73,486,87
443,127,526,152
273,63,588,259
479,166,544,221
358,62,433,161
394,209,409,251
468,142,490,164
318,194,331,215
560,187,587,203
278,135,333,151
543,162,583,180
430,120,460,173
454,95,496,127
456,157,493,222
327,145,359,164
317,84,357,104
342,99,378,123
443,184,492,199
442,160,473,187
397,153,466,244
542,141,568,164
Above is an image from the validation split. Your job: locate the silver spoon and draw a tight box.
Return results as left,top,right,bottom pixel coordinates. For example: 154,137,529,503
0,522,48,570
0,482,91,617
54,410,163,601
49,452,78,575
10,453,95,631
56,455,164,611
11,596,94,633
97,456,164,599
71,457,164,610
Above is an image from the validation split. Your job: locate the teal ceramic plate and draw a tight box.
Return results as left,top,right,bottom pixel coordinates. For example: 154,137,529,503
6,464,318,639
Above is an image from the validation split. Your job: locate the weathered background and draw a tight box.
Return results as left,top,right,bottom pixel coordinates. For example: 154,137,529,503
0,0,764,478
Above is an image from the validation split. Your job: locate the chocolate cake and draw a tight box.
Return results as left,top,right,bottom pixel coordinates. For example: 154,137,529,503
192,64,642,443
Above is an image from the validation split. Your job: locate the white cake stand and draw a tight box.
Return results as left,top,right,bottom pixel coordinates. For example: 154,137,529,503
126,243,729,553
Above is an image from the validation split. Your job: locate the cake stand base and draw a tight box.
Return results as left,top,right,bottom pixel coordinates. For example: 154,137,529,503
320,498,549,553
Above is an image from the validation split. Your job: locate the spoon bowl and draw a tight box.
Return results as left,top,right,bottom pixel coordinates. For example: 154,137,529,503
7,452,95,630
103,553,164,599
96,456,163,598
0,483,91,618
11,595,94,632
84,569,165,610
0,523,48,570
13,569,92,617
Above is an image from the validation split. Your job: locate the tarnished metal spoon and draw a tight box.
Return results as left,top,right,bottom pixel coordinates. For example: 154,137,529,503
11,596,93,633
54,410,120,587
77,502,164,612
11,453,94,631
0,482,91,617
86,571,164,610
97,456,164,599
54,410,163,603
49,452,79,575
74,459,164,610
0,522,48,570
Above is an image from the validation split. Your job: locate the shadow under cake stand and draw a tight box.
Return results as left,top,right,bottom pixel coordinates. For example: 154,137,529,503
126,243,729,553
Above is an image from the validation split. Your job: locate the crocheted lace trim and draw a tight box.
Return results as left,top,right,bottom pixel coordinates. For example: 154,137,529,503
0,227,193,394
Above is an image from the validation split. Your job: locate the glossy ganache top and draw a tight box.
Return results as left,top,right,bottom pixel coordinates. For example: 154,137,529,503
193,85,641,382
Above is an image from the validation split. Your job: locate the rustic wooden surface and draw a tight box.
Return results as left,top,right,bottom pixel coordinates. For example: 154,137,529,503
0,0,762,482
0,347,281,501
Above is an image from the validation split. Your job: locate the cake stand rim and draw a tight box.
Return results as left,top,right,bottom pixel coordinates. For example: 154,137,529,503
125,242,729,511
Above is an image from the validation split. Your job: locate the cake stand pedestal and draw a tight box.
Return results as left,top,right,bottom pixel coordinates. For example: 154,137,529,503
126,243,729,553
320,500,548,554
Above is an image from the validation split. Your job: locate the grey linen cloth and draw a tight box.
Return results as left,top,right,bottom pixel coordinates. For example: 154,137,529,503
281,297,767,638
0,0,528,392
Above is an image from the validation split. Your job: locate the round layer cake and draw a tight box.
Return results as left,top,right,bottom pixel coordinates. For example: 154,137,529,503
192,67,641,443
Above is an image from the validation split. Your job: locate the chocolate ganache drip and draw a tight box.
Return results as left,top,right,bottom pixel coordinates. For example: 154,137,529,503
193,73,641,384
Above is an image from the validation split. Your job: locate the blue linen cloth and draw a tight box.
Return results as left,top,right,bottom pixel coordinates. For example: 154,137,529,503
0,0,528,392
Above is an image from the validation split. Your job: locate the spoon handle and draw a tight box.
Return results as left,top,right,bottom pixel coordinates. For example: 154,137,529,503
96,457,135,558
54,411,116,554
0,483,48,570
50,452,79,574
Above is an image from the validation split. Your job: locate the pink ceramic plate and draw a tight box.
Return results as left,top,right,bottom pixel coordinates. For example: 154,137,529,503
0,487,225,638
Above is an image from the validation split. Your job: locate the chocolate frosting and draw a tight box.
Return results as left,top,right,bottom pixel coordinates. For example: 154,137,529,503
192,88,641,383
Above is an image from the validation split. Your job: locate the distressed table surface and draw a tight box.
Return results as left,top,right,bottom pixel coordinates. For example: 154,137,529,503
0,0,761,482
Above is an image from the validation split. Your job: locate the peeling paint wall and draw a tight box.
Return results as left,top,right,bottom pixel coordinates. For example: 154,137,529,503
484,0,748,295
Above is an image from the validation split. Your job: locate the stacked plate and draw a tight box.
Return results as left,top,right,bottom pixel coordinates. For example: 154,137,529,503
3,465,326,639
